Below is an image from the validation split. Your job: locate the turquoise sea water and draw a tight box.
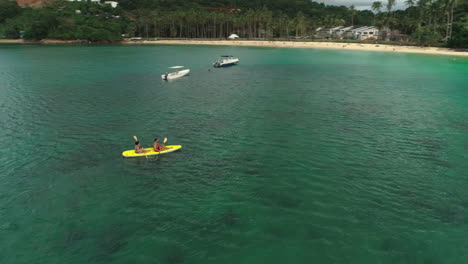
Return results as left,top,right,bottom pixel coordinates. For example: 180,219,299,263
0,45,467,264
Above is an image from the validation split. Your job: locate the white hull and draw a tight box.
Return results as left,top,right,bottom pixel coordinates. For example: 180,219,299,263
161,69,190,80
214,58,239,67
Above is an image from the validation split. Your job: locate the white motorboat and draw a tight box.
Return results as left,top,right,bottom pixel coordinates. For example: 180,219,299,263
213,56,239,67
161,66,190,80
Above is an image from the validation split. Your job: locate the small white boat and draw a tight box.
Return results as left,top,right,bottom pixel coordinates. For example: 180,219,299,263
213,56,239,67
161,66,190,80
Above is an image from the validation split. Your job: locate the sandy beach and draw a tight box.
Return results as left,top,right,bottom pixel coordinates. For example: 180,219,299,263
1,39,467,57
0,39,85,44
125,40,468,57
0,39,26,43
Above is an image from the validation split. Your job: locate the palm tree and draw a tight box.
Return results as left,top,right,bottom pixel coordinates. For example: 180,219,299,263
405,0,416,7
415,0,429,40
386,0,396,12
372,1,384,33
277,12,289,38
372,1,383,13
381,0,396,40
371,1,382,29
403,0,417,35
349,5,356,26
294,12,307,37
150,10,160,38
444,0,459,40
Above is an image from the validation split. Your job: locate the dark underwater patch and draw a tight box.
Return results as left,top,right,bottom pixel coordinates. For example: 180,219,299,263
186,210,241,242
254,187,302,209
219,209,239,227
52,154,102,174
91,225,133,261
423,257,441,264
306,228,325,241
380,238,399,252
415,138,445,152
243,166,260,176
161,248,185,264
99,234,128,255
0,222,19,231
432,158,452,169
460,199,468,209
63,227,85,248
189,220,221,240
433,205,464,224
409,197,436,212
128,199,154,210
264,225,290,239
398,119,416,127
451,120,468,132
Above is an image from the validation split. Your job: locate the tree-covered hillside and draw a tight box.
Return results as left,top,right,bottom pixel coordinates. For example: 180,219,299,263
1,0,125,41
0,0,466,48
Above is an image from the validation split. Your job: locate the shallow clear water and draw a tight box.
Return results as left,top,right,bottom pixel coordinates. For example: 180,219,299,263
0,44,467,264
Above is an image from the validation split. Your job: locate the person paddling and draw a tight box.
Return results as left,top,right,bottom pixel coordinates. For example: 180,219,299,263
133,136,149,153
153,138,168,152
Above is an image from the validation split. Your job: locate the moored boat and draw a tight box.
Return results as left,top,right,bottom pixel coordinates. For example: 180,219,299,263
161,66,190,80
213,56,239,67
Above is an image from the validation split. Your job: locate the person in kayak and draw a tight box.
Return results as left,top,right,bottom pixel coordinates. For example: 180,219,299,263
153,138,168,152
134,141,149,153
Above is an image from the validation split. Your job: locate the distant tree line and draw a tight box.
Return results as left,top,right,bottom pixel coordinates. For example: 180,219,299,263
0,0,125,41
371,0,467,47
121,0,374,39
0,0,466,47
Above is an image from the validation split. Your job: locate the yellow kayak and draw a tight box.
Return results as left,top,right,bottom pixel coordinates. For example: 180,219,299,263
122,145,182,158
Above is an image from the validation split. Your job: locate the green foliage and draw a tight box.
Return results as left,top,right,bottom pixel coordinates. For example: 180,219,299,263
0,0,373,40
411,26,442,45
1,18,20,38
0,0,21,24
0,0,466,47
0,1,124,41
447,14,468,48
354,10,375,26
23,9,59,39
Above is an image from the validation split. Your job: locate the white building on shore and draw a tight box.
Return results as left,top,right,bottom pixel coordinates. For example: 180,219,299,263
327,26,343,35
67,0,102,2
314,25,380,40
352,26,379,40
104,1,118,8
67,0,119,8
334,26,354,36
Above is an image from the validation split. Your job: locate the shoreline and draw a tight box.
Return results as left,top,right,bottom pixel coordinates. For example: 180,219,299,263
0,39,87,44
126,40,468,57
1,39,467,57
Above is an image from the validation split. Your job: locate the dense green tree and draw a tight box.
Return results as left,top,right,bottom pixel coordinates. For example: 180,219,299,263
447,0,468,48
0,1,125,41
349,5,356,26
23,9,59,39
354,10,375,26
2,18,20,38
372,2,383,13
0,0,20,23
